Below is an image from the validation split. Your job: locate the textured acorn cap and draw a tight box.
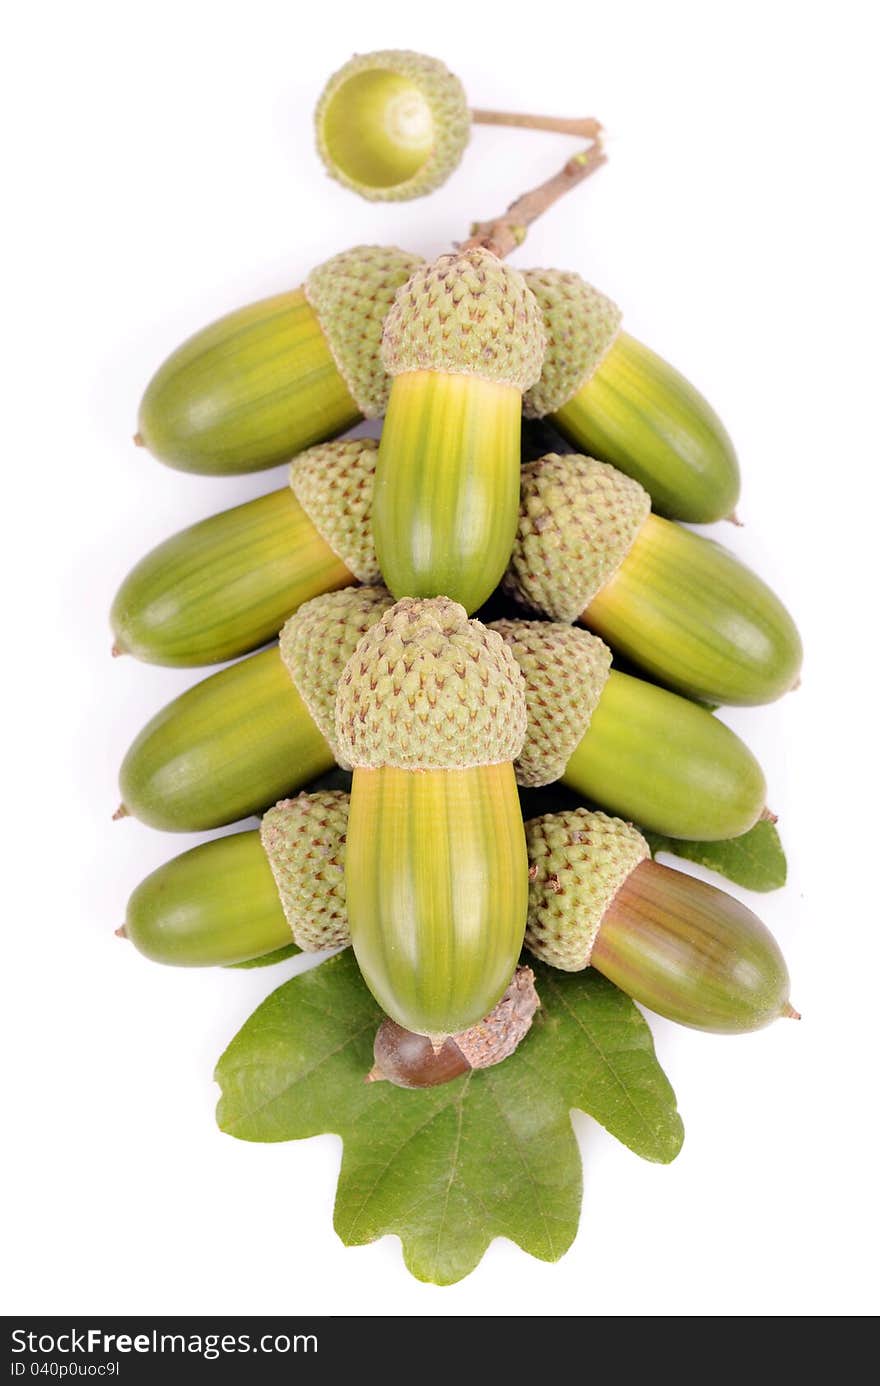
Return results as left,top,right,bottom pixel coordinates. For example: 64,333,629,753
305,245,423,416
381,248,546,391
525,809,649,971
454,966,540,1070
489,620,612,786
260,792,351,951
315,50,470,202
335,597,527,771
289,438,381,583
522,269,622,418
504,453,652,622
280,586,392,767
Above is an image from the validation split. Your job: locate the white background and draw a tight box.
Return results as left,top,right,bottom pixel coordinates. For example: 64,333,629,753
4,0,878,1317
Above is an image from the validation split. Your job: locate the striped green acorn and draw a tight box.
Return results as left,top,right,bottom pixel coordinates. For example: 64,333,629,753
504,453,802,706
525,809,797,1033
523,269,740,522
490,620,767,840
136,245,421,475
335,598,529,1037
111,439,380,666
315,50,470,202
117,586,390,831
373,249,546,612
121,792,349,966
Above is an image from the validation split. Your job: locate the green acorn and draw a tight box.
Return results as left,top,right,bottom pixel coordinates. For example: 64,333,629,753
490,619,767,840
335,597,529,1037
121,792,349,966
315,50,470,202
525,808,797,1033
137,244,420,474
111,439,381,666
523,269,741,522
373,249,546,612
116,585,390,831
504,453,802,706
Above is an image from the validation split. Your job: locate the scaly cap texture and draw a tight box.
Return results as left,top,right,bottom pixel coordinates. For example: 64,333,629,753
315,51,470,202
305,245,423,416
489,620,612,786
260,792,351,951
454,967,540,1070
289,438,380,583
504,453,651,622
381,248,546,391
525,808,649,971
522,269,622,418
335,597,527,771
280,586,392,766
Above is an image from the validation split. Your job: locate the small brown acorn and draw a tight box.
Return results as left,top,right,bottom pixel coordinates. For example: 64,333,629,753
367,967,540,1089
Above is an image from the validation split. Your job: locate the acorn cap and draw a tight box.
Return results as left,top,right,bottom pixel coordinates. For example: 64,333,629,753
525,808,649,971
489,619,612,786
335,597,527,771
381,248,546,391
522,270,622,418
315,50,470,202
454,966,540,1071
504,453,651,622
289,438,381,583
305,245,423,417
280,586,392,767
260,792,350,951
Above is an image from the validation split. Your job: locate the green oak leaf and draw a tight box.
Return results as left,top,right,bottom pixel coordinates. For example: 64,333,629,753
227,943,300,970
215,950,683,1285
643,819,787,892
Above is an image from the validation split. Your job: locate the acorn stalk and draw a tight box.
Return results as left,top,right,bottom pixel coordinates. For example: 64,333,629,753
504,453,802,706
315,50,470,202
523,270,740,522
491,619,767,840
526,809,796,1033
137,245,420,475
110,440,381,666
373,249,545,612
336,598,529,1037
117,586,390,831
123,793,349,966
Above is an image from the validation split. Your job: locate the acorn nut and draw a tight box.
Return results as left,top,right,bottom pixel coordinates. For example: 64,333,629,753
523,268,741,523
111,439,381,666
373,249,545,612
504,453,802,706
136,245,421,474
335,597,529,1037
525,808,797,1033
116,585,391,831
368,968,540,1089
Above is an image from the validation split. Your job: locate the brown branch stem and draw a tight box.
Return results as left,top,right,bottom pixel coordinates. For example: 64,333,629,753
462,138,607,259
471,108,603,141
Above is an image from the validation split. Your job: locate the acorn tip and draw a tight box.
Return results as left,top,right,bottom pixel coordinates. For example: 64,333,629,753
726,510,744,526
115,925,128,939
133,432,144,447
782,1002,801,1021
364,1066,385,1084
760,807,779,824
111,642,127,658
112,803,129,821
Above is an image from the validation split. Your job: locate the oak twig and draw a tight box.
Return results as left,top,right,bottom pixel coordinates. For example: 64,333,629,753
462,138,607,259
471,109,602,141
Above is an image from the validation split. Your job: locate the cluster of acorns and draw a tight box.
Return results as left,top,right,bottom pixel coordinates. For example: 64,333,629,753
114,51,801,1088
